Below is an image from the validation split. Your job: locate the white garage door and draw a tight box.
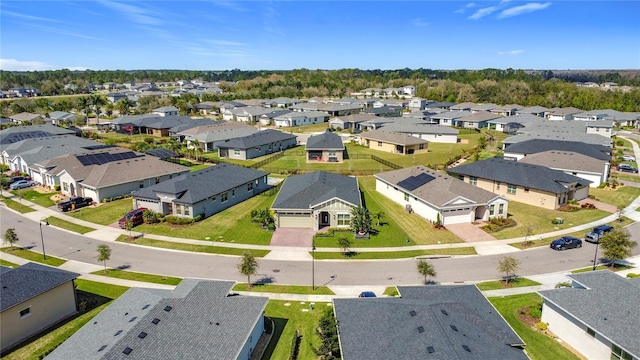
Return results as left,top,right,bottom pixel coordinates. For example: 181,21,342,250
442,211,473,225
278,213,312,228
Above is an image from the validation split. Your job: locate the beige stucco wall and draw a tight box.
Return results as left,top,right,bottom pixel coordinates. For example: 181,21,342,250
361,139,428,155
458,176,561,210
1,281,77,352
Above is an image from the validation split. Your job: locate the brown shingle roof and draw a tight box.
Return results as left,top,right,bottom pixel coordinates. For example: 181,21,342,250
360,129,428,146
518,150,606,173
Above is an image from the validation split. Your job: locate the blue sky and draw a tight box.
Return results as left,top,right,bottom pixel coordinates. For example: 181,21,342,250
1,1,638,71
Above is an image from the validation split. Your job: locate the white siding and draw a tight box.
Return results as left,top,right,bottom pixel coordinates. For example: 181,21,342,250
375,179,440,222
442,211,473,225
277,213,312,228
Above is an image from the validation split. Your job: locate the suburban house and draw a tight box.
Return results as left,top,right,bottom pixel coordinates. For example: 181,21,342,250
449,102,476,112
502,125,613,148
359,129,428,155
47,111,77,125
515,105,549,117
428,110,470,127
177,121,258,151
538,271,639,360
152,106,179,117
216,129,297,160
502,139,611,162
47,279,268,360
584,121,614,137
0,124,77,146
545,107,583,121
328,113,377,131
1,263,79,353
271,171,361,230
262,97,302,108
448,158,591,210
375,166,509,225
452,112,501,129
9,112,43,124
470,103,499,113
489,104,524,117
273,111,330,127
375,122,459,144
518,150,610,187
35,147,190,202
487,114,544,133
131,164,268,219
305,131,345,163
333,285,527,360
108,115,214,137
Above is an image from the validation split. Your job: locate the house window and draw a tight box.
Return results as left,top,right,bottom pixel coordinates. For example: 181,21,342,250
19,307,31,318
378,141,382,147
469,176,477,186
507,184,517,195
337,213,350,226
234,149,240,156
232,189,235,197
496,182,501,190
176,205,182,215
155,177,160,184
404,193,409,201
489,205,495,216
524,188,530,193
611,344,633,360
586,327,596,337
63,182,69,191
458,175,464,181
419,144,424,150
499,203,504,215
211,196,216,202
221,192,228,202
184,207,190,216
139,181,144,189
329,151,336,156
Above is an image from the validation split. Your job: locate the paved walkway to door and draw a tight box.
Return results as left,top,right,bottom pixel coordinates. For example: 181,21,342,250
445,223,497,242
270,228,315,247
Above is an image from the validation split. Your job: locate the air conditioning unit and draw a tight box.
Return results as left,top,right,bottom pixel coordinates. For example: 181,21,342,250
405,204,412,213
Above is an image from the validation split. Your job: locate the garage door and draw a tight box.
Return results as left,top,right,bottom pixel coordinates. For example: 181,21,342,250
278,213,312,228
442,211,472,225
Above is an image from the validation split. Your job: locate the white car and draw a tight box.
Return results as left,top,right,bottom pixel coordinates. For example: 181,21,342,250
621,154,636,162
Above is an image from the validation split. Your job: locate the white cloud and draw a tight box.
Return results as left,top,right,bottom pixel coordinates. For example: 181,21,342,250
98,1,162,26
498,49,525,55
411,18,429,27
455,2,476,14
2,10,61,23
0,58,55,71
468,6,500,20
498,2,552,18
205,40,247,47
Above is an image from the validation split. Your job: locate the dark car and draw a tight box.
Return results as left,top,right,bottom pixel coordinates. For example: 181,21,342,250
118,208,148,229
358,291,377,298
617,164,638,173
584,225,614,244
550,236,583,251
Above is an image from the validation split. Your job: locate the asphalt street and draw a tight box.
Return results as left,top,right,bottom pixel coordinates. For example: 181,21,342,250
3,207,638,286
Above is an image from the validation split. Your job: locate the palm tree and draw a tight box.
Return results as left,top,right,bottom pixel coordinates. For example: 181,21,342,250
116,98,134,115
190,139,202,162
91,93,107,124
77,96,91,127
349,206,372,235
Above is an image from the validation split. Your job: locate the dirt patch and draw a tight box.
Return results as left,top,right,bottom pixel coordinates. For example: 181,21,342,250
516,307,538,328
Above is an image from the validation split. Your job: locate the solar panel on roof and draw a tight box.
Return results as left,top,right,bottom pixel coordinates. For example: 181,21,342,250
397,173,435,191
77,151,141,166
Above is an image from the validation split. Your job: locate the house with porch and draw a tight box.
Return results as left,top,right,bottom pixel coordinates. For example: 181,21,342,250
216,129,297,160
271,171,361,230
131,164,268,219
273,111,330,127
305,131,345,163
359,129,428,155
328,113,377,131
375,166,508,225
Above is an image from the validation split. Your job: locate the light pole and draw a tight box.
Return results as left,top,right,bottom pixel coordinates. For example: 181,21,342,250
39,217,49,260
312,241,316,290
592,242,599,271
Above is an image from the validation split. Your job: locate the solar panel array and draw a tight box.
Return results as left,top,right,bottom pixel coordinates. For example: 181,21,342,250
397,173,435,191
7,131,51,143
76,151,141,166
144,148,179,159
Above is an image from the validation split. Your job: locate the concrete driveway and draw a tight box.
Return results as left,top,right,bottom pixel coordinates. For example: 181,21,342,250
270,228,315,247
446,223,497,242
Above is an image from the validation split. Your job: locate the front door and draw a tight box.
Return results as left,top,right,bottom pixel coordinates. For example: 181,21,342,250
321,212,330,227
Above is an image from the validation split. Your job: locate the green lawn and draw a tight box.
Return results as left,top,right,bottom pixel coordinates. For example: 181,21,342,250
313,247,476,259
1,280,128,360
232,283,335,295
47,216,96,234
475,277,541,291
489,294,579,360
589,186,640,209
571,265,630,273
0,196,36,213
67,198,133,225
383,286,399,296
0,248,66,267
262,300,327,360
489,201,610,240
611,173,640,184
90,268,182,285
10,189,57,207
0,258,19,267
116,235,270,257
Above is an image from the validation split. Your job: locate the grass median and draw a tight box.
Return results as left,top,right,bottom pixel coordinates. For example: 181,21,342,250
0,247,66,266
116,235,270,257
475,277,541,291
232,283,335,295
47,216,96,234
0,195,36,213
0,258,19,267
90,268,182,285
312,247,476,260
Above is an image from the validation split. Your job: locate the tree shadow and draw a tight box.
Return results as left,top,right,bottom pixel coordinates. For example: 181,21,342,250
116,264,131,270
255,276,275,285
260,317,288,360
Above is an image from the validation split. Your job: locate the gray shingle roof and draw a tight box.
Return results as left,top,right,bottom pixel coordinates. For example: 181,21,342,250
448,158,591,193
305,132,345,150
4,135,105,166
271,171,361,210
132,163,268,205
538,271,640,358
334,285,527,360
360,129,428,146
504,139,611,161
518,150,607,173
0,124,76,145
47,279,268,360
216,129,296,150
1,262,79,311
380,123,459,135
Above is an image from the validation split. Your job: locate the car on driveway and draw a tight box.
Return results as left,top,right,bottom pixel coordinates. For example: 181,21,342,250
621,154,636,162
358,291,377,298
118,208,148,229
550,236,583,251
9,180,35,190
617,164,638,173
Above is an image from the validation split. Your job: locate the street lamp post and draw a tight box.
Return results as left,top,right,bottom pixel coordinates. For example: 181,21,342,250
312,242,316,290
39,217,49,260
592,243,599,271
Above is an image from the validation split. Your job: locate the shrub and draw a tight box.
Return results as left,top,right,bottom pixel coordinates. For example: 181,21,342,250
529,301,543,319
54,184,61,191
627,273,639,278
536,322,548,331
104,138,119,145
164,216,195,225
193,214,204,222
616,139,624,146
581,203,596,209
144,136,155,144
0,164,10,172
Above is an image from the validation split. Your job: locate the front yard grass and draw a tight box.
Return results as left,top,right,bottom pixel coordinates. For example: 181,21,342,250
589,185,640,209
232,283,335,295
10,189,57,207
475,277,541,291
90,268,182,285
0,248,66,267
134,190,277,245
571,265,630,273
312,247,476,259
489,294,579,360
0,258,19,267
47,216,96,234
262,300,327,360
116,235,270,257
489,201,610,240
383,286,399,296
0,195,36,213
66,198,133,225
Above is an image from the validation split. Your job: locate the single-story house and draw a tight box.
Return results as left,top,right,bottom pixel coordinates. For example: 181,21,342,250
452,112,501,129
545,107,584,121
449,102,476,112
36,147,190,202
515,105,548,117
361,106,403,117
376,123,459,144
584,120,614,137
152,106,178,117
9,112,43,124
217,129,297,160
359,129,428,155
0,124,77,146
47,280,268,360
273,111,330,127
487,114,544,133
489,104,524,117
47,111,77,126
470,103,499,113
305,132,345,163
538,271,639,360
132,164,269,219
177,121,258,152
518,150,610,188
333,285,527,360
375,166,509,225
271,171,361,230
427,110,470,127
328,113,377,131
448,157,591,210
1,263,79,353
502,139,611,162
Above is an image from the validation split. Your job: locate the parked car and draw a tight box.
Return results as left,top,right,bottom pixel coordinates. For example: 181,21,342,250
57,197,93,212
358,291,377,298
9,180,35,190
550,236,583,251
617,164,638,173
7,176,28,186
621,154,636,162
118,208,148,229
584,225,614,244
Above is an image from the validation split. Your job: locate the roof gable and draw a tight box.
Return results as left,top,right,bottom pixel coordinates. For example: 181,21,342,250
271,171,361,210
